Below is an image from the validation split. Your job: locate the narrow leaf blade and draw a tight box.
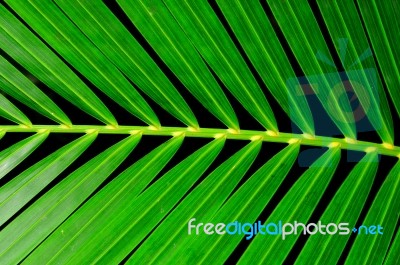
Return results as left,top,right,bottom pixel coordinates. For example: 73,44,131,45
357,0,400,119
296,152,379,265
216,0,314,135
118,0,239,130
163,0,278,131
24,135,185,265
0,5,117,126
384,230,399,265
54,0,198,129
0,56,71,125
130,139,262,263
6,0,159,127
0,132,48,180
0,133,96,226
239,146,341,264
317,0,394,144
346,161,400,265
154,142,300,264
0,93,30,126
267,0,356,138
0,134,140,265
26,136,225,264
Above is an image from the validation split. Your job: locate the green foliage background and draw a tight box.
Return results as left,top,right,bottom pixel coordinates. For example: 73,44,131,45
0,0,399,264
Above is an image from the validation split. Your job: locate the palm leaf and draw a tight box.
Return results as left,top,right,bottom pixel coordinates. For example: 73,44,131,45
0,5,117,126
0,0,399,264
296,152,379,264
385,229,400,264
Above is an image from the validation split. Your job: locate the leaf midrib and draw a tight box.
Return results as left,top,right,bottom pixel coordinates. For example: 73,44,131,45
1,125,398,158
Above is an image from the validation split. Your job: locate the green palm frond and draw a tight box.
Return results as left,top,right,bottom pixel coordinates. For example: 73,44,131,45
0,1,399,264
